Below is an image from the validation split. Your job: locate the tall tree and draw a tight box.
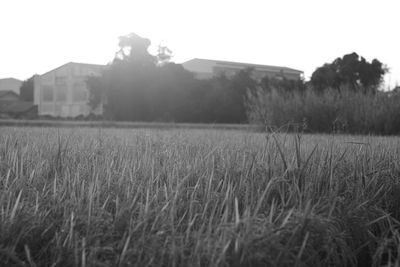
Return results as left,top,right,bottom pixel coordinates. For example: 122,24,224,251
310,52,387,93
87,32,260,123
156,45,173,66
88,33,158,119
88,33,199,121
115,33,157,67
19,75,35,101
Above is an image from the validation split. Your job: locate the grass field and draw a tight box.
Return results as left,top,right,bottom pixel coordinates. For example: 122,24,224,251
0,119,261,131
0,127,400,266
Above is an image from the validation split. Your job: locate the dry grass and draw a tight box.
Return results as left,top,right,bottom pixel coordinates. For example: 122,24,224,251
0,127,400,266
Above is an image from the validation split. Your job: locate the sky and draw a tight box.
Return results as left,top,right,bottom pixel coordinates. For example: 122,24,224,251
1,0,399,88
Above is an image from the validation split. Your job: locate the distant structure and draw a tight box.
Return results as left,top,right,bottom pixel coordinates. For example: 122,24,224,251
34,62,105,118
182,58,303,81
0,90,20,102
0,90,37,119
0,78,22,94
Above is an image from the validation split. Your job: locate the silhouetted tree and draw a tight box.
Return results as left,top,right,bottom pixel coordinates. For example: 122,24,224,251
88,33,262,123
157,45,173,66
115,33,157,66
227,68,258,122
310,52,387,93
88,33,201,121
88,33,156,120
19,76,35,101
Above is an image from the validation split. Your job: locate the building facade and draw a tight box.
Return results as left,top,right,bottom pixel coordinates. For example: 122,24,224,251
0,78,22,95
34,62,105,117
182,58,303,81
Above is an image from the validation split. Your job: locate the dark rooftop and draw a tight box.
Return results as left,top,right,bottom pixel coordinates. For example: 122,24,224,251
0,101,36,113
0,90,19,98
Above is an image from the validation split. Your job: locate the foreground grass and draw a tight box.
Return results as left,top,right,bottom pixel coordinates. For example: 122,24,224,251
0,127,400,266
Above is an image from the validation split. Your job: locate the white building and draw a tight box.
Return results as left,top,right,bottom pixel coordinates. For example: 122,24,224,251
34,62,105,117
182,58,303,81
0,78,22,94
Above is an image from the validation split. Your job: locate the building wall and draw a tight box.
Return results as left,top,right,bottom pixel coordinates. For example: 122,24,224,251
34,63,104,118
0,78,22,94
182,59,303,81
212,65,302,81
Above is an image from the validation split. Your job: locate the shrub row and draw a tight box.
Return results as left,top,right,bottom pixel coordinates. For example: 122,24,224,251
247,88,400,135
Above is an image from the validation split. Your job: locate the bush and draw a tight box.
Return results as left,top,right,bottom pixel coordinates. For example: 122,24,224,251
246,88,400,135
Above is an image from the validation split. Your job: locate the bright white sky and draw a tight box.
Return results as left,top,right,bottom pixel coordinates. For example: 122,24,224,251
1,0,399,88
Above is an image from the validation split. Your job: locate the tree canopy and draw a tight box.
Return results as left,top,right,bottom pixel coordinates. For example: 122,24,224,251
310,52,387,93
87,33,262,123
19,75,35,102
88,35,390,124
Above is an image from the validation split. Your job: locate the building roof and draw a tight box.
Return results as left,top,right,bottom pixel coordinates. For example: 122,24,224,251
0,90,19,98
0,77,22,83
40,62,107,76
0,101,36,113
0,79,22,94
183,58,303,74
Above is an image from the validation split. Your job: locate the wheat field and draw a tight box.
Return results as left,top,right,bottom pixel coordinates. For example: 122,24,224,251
0,127,400,266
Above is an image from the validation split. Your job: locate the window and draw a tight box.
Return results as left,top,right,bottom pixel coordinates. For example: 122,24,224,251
40,104,53,113
213,66,239,77
73,89,87,102
42,85,53,102
73,76,84,82
55,85,67,102
55,76,67,84
73,82,87,102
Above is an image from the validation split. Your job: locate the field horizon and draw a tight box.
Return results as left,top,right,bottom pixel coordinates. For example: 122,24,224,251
0,119,262,132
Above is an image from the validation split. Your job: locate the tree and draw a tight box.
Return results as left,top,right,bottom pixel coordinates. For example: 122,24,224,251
228,68,258,122
310,52,387,93
115,33,157,67
87,32,260,123
19,75,35,101
156,45,173,66
309,64,339,91
88,33,158,119
197,68,258,123
88,33,201,122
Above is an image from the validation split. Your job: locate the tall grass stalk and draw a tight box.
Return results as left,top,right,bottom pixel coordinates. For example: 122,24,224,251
247,88,400,135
